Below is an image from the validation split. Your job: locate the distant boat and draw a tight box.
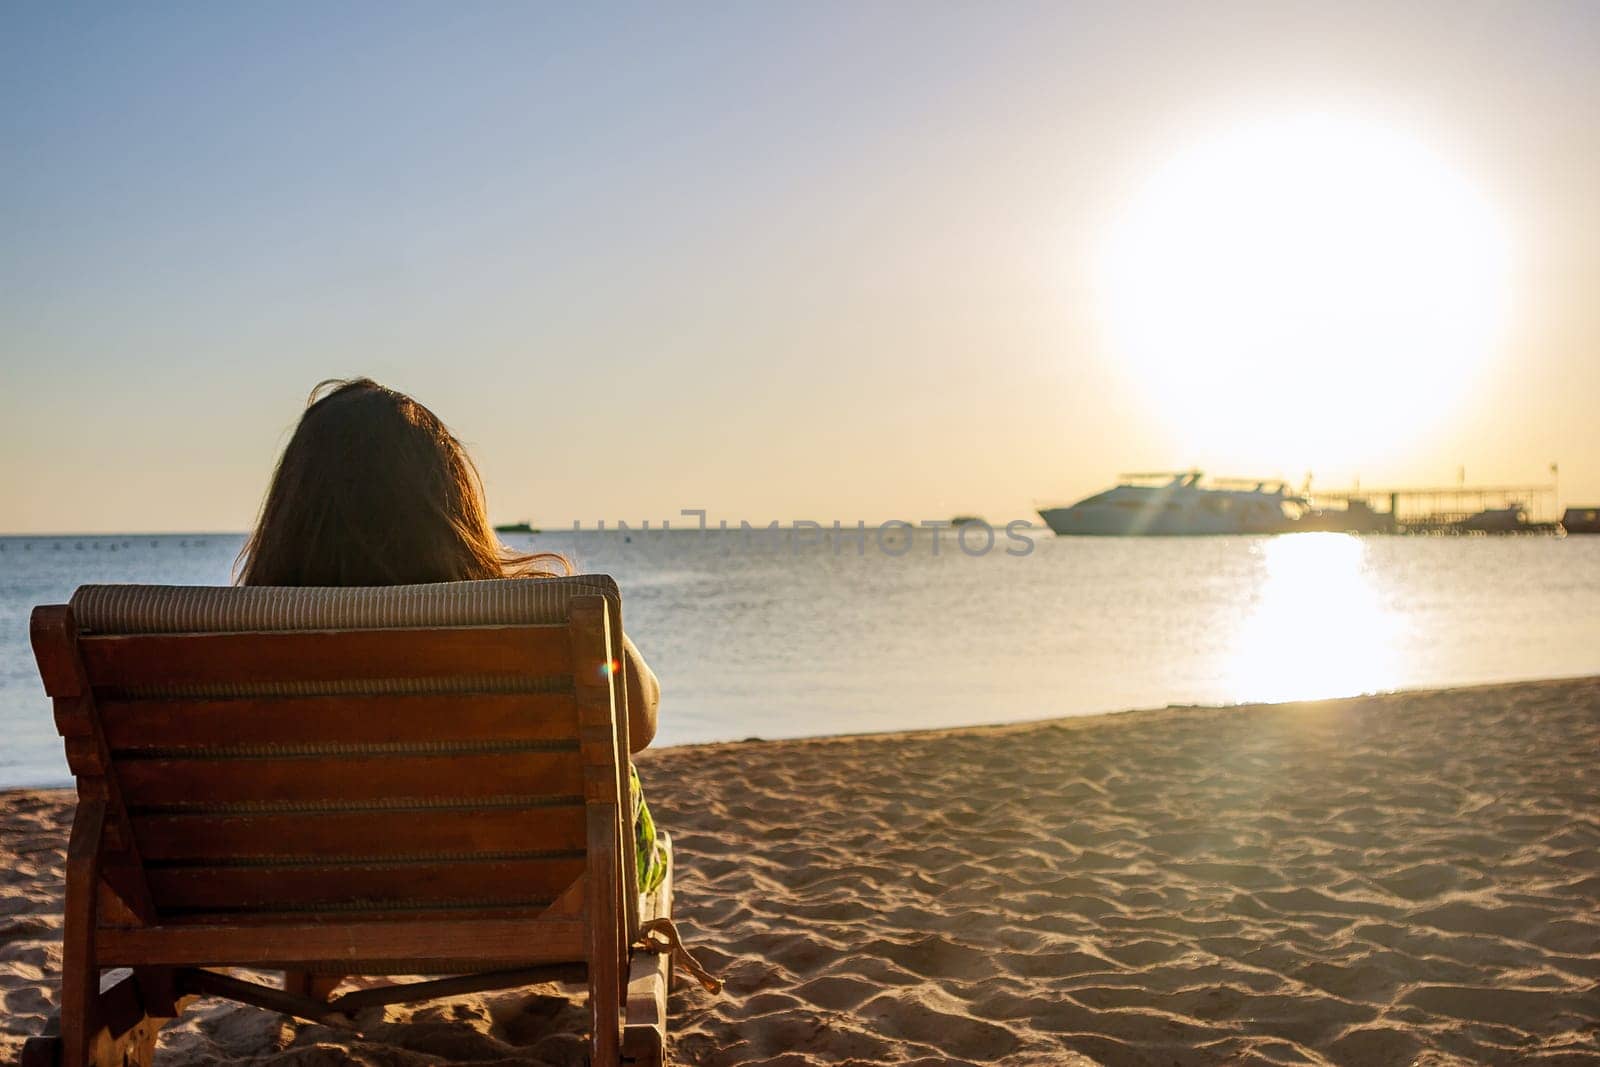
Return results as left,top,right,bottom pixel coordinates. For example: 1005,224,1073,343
1561,507,1600,535
493,521,539,534
1294,497,1395,534
1038,471,1304,536
1454,506,1527,534
949,515,984,527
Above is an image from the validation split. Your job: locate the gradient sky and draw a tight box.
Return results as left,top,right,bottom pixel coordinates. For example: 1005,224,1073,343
3,2,1596,533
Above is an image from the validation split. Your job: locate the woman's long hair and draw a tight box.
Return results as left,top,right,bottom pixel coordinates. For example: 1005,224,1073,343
237,378,568,586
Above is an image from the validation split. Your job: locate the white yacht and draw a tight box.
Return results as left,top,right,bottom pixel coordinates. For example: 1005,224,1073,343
1038,472,1305,536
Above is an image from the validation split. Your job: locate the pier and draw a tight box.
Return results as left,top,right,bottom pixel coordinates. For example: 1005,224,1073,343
1308,483,1559,534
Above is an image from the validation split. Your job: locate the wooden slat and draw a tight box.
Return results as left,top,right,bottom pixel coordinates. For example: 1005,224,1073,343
132,805,586,861
96,919,586,968
146,858,586,911
80,626,571,689
116,753,583,807
101,693,580,751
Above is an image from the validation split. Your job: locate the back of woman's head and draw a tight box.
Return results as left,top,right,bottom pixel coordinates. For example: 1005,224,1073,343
237,378,566,586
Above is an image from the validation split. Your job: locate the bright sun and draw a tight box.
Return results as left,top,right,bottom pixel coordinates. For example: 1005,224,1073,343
1095,112,1510,469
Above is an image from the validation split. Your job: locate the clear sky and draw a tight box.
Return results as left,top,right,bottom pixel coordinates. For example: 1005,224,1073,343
3,2,1596,533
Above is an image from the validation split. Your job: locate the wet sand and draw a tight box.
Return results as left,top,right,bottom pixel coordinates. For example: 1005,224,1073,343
3,678,1598,1065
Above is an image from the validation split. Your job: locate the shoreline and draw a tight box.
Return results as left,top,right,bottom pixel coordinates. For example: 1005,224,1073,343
651,670,1600,749
4,677,1598,1065
7,671,1600,793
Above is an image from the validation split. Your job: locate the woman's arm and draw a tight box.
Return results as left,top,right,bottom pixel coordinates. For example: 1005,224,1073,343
621,633,659,752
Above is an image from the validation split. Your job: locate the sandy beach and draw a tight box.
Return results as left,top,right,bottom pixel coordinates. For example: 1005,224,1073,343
3,677,1597,1066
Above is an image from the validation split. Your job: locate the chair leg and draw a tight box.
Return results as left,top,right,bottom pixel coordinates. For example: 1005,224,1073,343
57,966,97,1067
56,798,170,1067
588,950,623,1067
585,836,624,1066
59,803,102,1067
43,976,165,1067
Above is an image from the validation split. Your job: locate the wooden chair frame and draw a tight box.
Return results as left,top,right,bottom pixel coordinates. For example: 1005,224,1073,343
21,589,672,1067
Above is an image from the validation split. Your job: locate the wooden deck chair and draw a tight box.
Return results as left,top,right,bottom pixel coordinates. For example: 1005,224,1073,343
22,576,674,1067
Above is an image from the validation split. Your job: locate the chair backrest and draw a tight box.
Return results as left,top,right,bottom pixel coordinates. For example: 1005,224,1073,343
30,576,636,974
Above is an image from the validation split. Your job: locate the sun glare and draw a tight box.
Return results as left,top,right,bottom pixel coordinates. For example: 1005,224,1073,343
1096,113,1510,466
1224,533,1404,704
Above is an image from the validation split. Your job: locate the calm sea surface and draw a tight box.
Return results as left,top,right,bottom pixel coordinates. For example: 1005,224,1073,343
3,529,1599,787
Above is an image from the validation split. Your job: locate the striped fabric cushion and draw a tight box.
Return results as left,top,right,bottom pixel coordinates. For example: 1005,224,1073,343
69,575,620,635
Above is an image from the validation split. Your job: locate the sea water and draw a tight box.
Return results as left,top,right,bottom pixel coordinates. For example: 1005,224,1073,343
3,529,1598,787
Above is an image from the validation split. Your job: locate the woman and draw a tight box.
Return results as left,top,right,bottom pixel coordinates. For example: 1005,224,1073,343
237,377,666,892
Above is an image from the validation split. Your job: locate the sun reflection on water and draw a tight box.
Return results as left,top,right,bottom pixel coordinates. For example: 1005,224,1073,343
1224,534,1405,704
